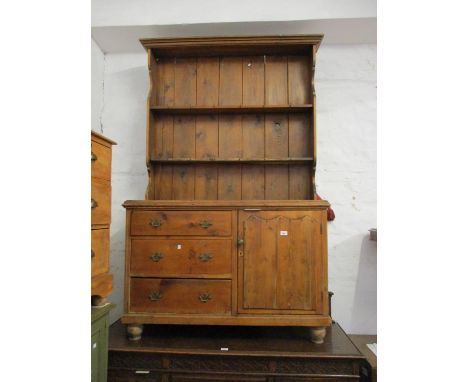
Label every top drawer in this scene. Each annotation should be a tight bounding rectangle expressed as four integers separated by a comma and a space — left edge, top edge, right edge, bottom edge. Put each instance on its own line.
91, 140, 112, 181
130, 210, 232, 236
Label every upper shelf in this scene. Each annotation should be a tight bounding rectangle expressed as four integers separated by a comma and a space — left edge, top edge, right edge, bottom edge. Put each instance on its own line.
151, 105, 313, 115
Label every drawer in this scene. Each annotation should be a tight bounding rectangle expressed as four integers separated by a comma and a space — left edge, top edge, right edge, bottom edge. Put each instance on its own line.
91, 139, 112, 181
130, 211, 232, 236
130, 239, 231, 277
92, 228, 109, 277
171, 375, 267, 382
92, 178, 111, 226
92, 272, 113, 297
130, 278, 231, 314
108, 369, 159, 382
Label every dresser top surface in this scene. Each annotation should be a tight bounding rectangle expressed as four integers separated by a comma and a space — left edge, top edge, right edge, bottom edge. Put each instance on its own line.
109, 321, 362, 359
91, 130, 117, 145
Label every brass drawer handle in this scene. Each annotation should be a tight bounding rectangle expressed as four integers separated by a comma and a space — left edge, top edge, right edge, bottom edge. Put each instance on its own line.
91, 249, 95, 258
149, 291, 162, 301
199, 292, 212, 303
198, 253, 213, 262
198, 220, 213, 229
149, 219, 163, 228
150, 252, 164, 262
91, 198, 98, 209
91, 152, 97, 161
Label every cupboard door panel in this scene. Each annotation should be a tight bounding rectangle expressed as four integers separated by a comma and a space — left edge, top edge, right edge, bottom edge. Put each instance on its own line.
239, 210, 322, 312
242, 213, 277, 309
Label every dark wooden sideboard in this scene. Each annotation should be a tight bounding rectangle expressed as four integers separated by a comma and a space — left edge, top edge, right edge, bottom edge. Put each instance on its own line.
108, 320, 368, 381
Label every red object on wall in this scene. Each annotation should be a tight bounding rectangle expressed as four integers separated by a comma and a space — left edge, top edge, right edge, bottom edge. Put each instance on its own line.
315, 193, 336, 221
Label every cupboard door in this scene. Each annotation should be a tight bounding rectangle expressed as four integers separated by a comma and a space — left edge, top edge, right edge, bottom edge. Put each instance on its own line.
238, 210, 324, 314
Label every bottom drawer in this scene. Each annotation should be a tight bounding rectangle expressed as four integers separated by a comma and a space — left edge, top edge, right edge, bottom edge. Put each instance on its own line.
130, 278, 231, 315
92, 228, 109, 277
171, 375, 267, 382
108, 369, 160, 382
92, 273, 113, 298
275, 378, 357, 382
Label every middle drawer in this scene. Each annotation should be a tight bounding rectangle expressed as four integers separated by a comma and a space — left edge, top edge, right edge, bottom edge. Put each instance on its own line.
130, 239, 231, 277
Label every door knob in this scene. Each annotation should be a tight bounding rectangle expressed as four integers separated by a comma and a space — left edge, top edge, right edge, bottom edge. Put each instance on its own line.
237, 239, 244, 246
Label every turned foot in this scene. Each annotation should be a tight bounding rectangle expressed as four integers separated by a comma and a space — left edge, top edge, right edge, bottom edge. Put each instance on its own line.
308, 327, 327, 344
91, 295, 107, 306
127, 324, 144, 341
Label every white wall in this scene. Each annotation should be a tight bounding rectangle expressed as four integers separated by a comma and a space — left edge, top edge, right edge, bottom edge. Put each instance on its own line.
92, 0, 376, 27
316, 45, 377, 334
95, 44, 377, 334
91, 38, 105, 133
100, 52, 148, 324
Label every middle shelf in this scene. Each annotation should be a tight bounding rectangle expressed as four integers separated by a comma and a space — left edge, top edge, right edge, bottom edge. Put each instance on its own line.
151, 105, 313, 114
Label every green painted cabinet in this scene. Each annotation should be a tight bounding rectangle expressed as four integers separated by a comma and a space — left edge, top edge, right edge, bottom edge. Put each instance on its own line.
92, 304, 114, 382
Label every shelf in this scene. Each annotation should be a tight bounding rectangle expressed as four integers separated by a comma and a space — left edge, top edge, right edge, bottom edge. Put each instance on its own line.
151, 158, 314, 165
151, 105, 313, 114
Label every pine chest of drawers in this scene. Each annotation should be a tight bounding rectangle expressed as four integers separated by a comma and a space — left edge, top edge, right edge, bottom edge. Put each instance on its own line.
91, 130, 116, 303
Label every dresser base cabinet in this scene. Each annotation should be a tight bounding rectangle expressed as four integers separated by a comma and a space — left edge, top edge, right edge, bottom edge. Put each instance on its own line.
122, 200, 331, 342
108, 321, 364, 381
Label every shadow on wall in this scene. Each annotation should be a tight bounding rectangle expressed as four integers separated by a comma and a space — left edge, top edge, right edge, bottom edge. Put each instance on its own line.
350, 235, 377, 334
101, 60, 150, 324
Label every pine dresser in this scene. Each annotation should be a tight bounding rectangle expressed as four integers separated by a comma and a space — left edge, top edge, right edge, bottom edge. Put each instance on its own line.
122, 35, 331, 343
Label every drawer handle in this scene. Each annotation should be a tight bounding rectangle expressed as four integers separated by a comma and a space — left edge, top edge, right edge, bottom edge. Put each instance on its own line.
149, 252, 164, 262
149, 291, 163, 301
198, 292, 212, 303
198, 253, 213, 262
149, 219, 163, 228
198, 220, 213, 229
91, 249, 95, 258
91, 198, 98, 209
91, 151, 97, 161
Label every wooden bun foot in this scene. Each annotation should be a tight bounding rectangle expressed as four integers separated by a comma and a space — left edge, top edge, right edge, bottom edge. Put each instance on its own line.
91, 295, 107, 306
127, 324, 144, 341
309, 327, 327, 344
